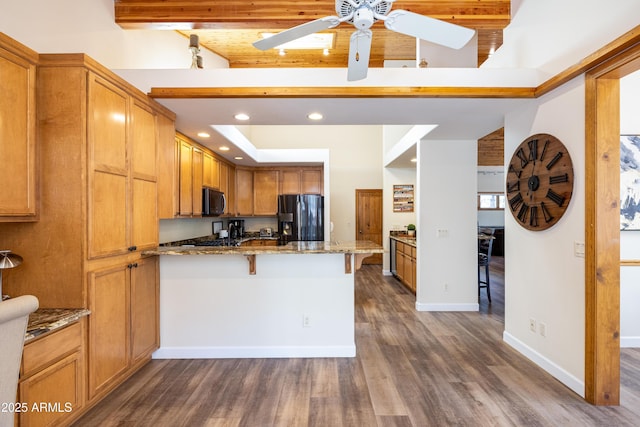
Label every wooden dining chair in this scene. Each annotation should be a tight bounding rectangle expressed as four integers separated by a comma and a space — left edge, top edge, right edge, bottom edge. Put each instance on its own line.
478, 228, 495, 303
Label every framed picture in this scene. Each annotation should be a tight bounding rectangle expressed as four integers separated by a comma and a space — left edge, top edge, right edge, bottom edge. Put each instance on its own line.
621, 135, 640, 230
393, 185, 414, 212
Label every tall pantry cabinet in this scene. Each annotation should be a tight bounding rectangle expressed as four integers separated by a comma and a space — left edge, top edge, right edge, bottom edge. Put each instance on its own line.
0, 54, 175, 405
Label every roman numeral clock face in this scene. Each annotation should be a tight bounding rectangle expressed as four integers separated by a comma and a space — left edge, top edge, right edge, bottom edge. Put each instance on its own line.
506, 133, 574, 231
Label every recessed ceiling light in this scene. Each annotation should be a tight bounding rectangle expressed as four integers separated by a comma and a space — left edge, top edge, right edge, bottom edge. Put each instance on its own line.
307, 112, 323, 120
234, 156, 244, 160
219, 146, 230, 151
234, 113, 250, 121
197, 132, 210, 138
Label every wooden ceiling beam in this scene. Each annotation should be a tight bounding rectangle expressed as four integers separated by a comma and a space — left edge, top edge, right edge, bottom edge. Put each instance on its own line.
114, 0, 511, 30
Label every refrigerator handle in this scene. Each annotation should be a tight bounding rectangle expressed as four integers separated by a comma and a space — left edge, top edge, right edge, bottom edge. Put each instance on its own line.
296, 199, 302, 238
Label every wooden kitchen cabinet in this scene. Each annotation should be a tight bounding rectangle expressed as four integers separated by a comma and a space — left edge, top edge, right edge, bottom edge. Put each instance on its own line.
254, 169, 279, 215
19, 320, 86, 427
0, 33, 38, 222
219, 161, 235, 215
241, 239, 278, 247
156, 113, 178, 219
279, 167, 323, 195
203, 152, 220, 189
235, 168, 254, 215
301, 168, 323, 194
130, 256, 159, 364
0, 50, 169, 422
175, 133, 235, 217
394, 240, 416, 293
178, 137, 194, 216
88, 73, 160, 258
131, 101, 159, 250
87, 263, 130, 399
192, 147, 203, 216
88, 256, 158, 399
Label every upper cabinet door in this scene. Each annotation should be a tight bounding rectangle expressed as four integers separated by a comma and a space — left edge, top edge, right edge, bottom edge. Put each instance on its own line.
0, 38, 37, 220
88, 74, 129, 258
89, 75, 128, 174
131, 102, 157, 180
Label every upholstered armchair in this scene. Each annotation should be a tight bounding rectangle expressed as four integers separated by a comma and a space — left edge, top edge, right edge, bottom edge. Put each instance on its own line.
0, 295, 38, 427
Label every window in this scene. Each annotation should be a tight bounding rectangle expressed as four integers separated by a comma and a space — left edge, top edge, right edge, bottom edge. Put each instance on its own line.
478, 192, 505, 210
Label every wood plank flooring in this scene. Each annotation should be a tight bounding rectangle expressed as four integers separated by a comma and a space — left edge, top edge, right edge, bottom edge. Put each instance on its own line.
73, 258, 640, 426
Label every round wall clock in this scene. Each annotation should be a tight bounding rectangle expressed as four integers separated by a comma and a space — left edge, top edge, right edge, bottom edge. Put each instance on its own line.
506, 133, 574, 231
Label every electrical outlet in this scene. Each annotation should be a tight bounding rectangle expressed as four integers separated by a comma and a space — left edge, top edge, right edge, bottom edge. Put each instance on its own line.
303, 314, 311, 328
529, 318, 537, 333
539, 322, 547, 337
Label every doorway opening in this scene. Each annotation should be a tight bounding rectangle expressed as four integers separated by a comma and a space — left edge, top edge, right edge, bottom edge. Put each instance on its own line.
585, 38, 640, 405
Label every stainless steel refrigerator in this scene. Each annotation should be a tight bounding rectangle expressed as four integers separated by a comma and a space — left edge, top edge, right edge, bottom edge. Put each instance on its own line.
278, 194, 324, 243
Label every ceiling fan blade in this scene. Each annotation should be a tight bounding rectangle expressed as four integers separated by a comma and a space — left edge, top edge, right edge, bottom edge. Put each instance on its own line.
347, 29, 372, 82
253, 16, 341, 50
383, 10, 475, 49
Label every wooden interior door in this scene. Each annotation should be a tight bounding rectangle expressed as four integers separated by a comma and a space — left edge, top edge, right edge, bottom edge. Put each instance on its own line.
356, 189, 383, 265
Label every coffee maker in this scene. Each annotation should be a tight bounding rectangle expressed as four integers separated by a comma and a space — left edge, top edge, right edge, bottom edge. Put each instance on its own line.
227, 219, 244, 239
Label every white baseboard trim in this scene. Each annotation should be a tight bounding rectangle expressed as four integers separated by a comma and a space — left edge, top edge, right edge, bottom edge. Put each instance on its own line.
415, 302, 479, 312
382, 269, 392, 276
152, 345, 356, 359
503, 331, 584, 398
621, 336, 640, 348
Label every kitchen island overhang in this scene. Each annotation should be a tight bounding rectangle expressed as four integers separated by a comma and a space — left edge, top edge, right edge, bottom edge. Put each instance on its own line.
144, 241, 383, 359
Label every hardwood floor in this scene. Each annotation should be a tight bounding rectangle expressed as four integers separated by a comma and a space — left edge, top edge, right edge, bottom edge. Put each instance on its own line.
74, 259, 640, 426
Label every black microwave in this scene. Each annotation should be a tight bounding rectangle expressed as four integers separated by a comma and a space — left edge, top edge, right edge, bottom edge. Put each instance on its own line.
202, 188, 226, 216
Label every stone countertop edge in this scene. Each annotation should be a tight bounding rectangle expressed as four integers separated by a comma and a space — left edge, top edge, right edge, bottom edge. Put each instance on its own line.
25, 308, 91, 342
389, 235, 417, 247
143, 240, 385, 256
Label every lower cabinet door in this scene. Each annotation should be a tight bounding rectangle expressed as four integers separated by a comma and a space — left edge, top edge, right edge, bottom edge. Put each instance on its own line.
88, 264, 130, 399
130, 256, 159, 363
19, 353, 83, 427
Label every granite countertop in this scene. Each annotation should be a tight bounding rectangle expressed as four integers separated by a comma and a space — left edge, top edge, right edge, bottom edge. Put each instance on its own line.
25, 308, 91, 342
390, 235, 417, 247
144, 240, 384, 256
159, 233, 279, 248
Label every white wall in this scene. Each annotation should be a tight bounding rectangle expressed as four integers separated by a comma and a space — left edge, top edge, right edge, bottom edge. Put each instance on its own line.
248, 126, 383, 242
620, 71, 640, 347
0, 0, 227, 70
416, 139, 478, 311
503, 76, 586, 396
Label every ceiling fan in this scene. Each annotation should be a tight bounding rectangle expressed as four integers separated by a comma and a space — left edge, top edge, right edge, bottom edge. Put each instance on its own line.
252, 0, 475, 81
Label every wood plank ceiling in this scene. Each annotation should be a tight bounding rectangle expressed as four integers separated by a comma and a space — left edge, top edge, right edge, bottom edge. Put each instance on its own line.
114, 0, 510, 68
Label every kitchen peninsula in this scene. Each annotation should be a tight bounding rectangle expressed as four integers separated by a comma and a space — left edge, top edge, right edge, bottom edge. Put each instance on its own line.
143, 240, 383, 358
